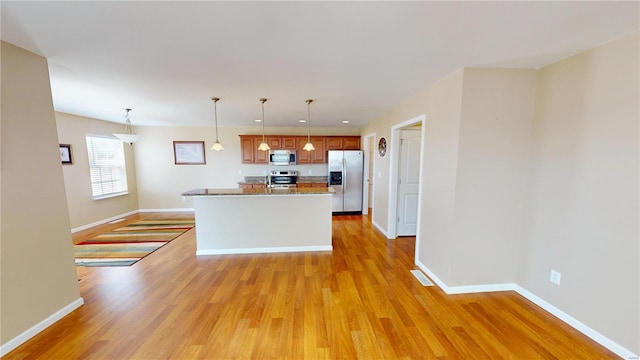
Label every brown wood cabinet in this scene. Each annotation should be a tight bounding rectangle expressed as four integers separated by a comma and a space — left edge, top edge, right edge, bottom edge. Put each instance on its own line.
295, 137, 326, 164
266, 136, 296, 150
240, 136, 269, 164
282, 137, 296, 149
240, 135, 360, 164
310, 137, 326, 163
325, 136, 361, 150
240, 136, 255, 163
267, 137, 282, 149
295, 137, 311, 163
326, 137, 343, 150
239, 183, 267, 189
342, 136, 360, 149
297, 182, 328, 188
255, 136, 268, 163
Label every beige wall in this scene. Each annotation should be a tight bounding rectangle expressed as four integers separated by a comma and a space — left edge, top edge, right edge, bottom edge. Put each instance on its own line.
1, 42, 81, 345
417, 69, 464, 283
360, 70, 459, 236
134, 125, 359, 210
362, 32, 639, 355
450, 68, 537, 285
517, 32, 639, 354
363, 68, 536, 286
56, 112, 139, 229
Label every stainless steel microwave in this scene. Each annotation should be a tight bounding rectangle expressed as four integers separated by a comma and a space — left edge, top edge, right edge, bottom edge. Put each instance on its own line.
269, 150, 296, 165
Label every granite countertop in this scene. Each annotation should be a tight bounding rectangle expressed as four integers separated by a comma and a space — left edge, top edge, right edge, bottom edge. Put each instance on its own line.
182, 187, 335, 196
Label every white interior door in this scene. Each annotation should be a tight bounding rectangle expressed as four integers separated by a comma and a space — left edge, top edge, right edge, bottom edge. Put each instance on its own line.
397, 129, 421, 236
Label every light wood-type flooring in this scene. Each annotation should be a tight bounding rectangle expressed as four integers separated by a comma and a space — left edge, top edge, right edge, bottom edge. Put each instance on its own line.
5, 212, 617, 359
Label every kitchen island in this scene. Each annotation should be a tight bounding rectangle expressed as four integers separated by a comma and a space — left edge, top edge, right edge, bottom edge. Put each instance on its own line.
182, 187, 335, 255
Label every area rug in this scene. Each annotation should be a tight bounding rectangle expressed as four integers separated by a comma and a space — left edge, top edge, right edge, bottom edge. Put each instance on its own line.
74, 219, 195, 267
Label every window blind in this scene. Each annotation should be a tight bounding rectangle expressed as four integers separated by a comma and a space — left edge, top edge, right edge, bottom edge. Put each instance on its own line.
86, 135, 128, 199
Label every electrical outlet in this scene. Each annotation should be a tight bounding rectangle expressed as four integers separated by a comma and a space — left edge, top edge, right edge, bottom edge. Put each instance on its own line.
238, 169, 242, 175
262, 170, 267, 175
550, 270, 561, 285
308, 170, 313, 175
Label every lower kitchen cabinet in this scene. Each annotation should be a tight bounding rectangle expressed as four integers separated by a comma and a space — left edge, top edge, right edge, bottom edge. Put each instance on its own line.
239, 183, 267, 189
297, 183, 328, 188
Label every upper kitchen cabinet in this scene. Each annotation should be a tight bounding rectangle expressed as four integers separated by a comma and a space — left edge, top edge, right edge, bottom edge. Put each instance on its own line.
295, 137, 311, 163
240, 135, 268, 163
240, 136, 255, 163
255, 136, 268, 163
342, 136, 360, 149
310, 137, 326, 163
326, 136, 361, 150
267, 136, 296, 150
295, 137, 325, 163
240, 135, 360, 164
282, 137, 296, 149
267, 136, 282, 149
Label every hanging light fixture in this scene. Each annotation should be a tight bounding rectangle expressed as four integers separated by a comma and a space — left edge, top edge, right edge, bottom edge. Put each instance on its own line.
114, 108, 141, 145
210, 97, 224, 151
257, 98, 270, 151
303, 99, 315, 151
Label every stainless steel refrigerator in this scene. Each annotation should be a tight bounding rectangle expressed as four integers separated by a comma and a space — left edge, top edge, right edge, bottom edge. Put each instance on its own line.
328, 150, 363, 214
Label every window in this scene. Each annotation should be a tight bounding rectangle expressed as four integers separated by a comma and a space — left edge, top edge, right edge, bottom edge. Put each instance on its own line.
86, 135, 128, 199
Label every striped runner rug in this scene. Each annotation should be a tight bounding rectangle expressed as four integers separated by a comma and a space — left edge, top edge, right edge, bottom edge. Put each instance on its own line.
74, 219, 195, 267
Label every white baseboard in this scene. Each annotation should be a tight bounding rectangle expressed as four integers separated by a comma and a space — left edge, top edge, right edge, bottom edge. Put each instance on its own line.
71, 210, 139, 233
512, 285, 638, 360
415, 260, 638, 359
196, 245, 333, 256
138, 208, 195, 213
372, 219, 392, 239
0, 297, 84, 357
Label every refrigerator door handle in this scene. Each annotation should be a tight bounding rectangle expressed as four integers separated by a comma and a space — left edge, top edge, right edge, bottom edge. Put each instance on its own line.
343, 158, 346, 190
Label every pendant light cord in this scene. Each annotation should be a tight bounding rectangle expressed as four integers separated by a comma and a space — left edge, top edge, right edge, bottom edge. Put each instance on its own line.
124, 108, 134, 134
306, 99, 312, 142
213, 98, 220, 142
261, 98, 267, 142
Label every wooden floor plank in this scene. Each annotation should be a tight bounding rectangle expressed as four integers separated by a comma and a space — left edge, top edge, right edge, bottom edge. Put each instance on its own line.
4, 212, 618, 359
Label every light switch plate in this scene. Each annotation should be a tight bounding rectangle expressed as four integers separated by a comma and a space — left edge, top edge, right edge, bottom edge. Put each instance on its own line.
550, 270, 561, 285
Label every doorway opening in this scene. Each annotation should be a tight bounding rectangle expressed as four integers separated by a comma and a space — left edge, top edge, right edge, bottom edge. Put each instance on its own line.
362, 133, 375, 216
387, 115, 425, 239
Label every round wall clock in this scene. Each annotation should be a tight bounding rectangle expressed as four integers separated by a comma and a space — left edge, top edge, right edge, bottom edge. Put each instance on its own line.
378, 137, 387, 157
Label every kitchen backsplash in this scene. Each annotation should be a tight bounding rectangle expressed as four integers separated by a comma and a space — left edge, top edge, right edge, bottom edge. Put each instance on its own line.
242, 175, 328, 184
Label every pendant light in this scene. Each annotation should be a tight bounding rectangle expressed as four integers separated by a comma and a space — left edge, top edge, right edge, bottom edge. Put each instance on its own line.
257, 98, 270, 151
302, 99, 315, 151
114, 108, 141, 145
210, 97, 224, 151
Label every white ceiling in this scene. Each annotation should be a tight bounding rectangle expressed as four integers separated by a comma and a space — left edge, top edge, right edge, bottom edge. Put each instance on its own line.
2, 1, 638, 128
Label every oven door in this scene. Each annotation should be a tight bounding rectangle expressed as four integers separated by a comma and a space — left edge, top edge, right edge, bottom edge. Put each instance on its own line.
270, 175, 297, 186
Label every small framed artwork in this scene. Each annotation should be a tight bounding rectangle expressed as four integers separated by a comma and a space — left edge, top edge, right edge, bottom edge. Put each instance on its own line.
60, 144, 73, 164
173, 141, 206, 165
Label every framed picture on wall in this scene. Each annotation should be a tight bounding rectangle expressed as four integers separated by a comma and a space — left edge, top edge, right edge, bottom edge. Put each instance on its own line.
173, 141, 206, 165
60, 144, 73, 164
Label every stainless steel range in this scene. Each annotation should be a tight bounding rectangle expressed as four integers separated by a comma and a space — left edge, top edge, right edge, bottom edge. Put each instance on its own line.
268, 170, 298, 188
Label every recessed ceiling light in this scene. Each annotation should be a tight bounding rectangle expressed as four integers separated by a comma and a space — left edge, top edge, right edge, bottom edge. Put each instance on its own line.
254, 119, 262, 123
299, 119, 306, 123
342, 120, 350, 124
